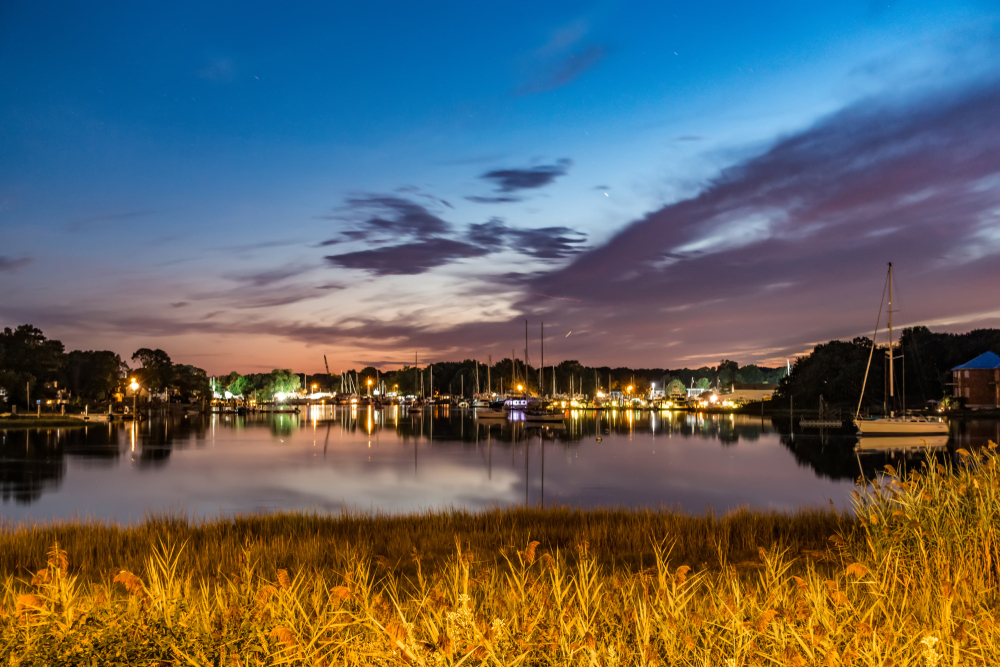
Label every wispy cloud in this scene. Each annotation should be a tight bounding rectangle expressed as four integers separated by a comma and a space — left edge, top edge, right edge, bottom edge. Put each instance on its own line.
473, 159, 572, 198
517, 45, 607, 95
321, 193, 587, 275
67, 210, 153, 232
0, 256, 31, 273
326, 238, 490, 276
517, 19, 608, 95
224, 265, 314, 287
317, 195, 451, 245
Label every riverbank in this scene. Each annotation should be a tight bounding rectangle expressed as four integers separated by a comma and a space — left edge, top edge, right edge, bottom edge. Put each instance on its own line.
1, 505, 852, 582
0, 415, 88, 429
3, 443, 1000, 664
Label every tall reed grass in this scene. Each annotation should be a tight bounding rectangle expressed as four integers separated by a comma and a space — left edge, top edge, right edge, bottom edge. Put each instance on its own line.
0, 505, 851, 583
2, 444, 997, 665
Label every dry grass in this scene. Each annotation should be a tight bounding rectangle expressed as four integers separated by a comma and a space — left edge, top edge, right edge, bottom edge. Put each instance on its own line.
2, 444, 999, 665
0, 505, 851, 584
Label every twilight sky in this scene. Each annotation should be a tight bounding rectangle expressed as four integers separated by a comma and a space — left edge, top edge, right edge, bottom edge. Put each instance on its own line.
2, 1, 1000, 374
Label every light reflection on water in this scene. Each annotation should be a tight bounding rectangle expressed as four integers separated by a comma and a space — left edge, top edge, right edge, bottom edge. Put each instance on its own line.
1, 406, 997, 522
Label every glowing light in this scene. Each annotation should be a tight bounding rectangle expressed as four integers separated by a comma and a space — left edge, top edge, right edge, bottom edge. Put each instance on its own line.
517, 384, 523, 391
129, 379, 139, 392
709, 394, 718, 404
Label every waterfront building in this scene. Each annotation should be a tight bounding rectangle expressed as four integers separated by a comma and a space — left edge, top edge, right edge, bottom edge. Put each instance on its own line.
725, 382, 779, 402
952, 352, 1000, 408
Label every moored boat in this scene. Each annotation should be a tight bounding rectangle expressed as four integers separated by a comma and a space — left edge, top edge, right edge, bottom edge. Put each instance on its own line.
853, 263, 949, 437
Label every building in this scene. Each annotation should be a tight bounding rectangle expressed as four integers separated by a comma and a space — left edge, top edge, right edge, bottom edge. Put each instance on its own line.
725, 383, 779, 402
952, 351, 1000, 409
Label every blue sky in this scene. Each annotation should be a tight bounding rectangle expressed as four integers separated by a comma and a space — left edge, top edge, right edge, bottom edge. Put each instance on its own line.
2, 1, 1000, 373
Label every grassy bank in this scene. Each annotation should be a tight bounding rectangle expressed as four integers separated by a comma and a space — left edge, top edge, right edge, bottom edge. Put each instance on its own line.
2, 445, 999, 665
0, 415, 87, 429
0, 506, 852, 584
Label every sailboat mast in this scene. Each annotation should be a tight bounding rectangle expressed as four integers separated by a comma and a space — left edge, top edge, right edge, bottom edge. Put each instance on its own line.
888, 262, 894, 410
524, 319, 529, 392
540, 322, 544, 397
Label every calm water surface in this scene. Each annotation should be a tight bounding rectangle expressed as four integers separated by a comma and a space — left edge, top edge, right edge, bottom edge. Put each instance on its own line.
2, 407, 997, 522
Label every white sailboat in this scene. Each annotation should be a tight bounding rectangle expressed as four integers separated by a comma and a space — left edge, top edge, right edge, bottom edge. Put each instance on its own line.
854, 263, 948, 436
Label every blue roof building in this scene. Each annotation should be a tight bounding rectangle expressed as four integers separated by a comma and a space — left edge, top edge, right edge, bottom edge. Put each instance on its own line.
953, 351, 1000, 370
953, 352, 1000, 408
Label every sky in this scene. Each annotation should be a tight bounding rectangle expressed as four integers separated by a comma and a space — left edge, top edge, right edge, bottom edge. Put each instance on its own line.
2, 1, 1000, 375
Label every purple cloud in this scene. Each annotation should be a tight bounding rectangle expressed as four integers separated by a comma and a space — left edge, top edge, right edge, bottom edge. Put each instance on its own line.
0, 256, 31, 273
466, 219, 586, 259
325, 238, 490, 275
479, 159, 572, 193
518, 80, 1000, 365
317, 195, 451, 245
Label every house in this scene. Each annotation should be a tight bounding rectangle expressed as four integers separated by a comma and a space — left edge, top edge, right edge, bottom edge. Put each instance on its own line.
952, 352, 1000, 409
725, 382, 779, 402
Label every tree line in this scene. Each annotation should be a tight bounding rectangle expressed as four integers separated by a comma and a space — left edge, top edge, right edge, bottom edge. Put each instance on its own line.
18, 320, 990, 410
217, 358, 786, 399
0, 324, 212, 408
776, 326, 1000, 411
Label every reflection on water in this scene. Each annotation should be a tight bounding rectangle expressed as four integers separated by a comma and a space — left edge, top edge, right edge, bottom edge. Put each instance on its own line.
1, 407, 997, 521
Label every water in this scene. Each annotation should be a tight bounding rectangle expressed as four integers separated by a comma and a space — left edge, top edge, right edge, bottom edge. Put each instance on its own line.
2, 407, 997, 522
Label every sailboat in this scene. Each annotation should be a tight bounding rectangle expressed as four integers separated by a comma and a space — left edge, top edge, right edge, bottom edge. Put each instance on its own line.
854, 263, 948, 436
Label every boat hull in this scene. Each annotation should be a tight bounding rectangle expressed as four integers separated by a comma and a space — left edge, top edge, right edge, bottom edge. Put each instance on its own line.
857, 435, 948, 451
524, 413, 565, 422
854, 418, 948, 435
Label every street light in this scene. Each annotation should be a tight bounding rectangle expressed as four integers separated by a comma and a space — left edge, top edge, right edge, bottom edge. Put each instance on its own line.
367, 379, 372, 397
129, 378, 139, 418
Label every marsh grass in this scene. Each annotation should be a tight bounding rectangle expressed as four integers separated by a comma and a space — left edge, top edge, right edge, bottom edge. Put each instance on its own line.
0, 505, 851, 584
2, 444, 999, 665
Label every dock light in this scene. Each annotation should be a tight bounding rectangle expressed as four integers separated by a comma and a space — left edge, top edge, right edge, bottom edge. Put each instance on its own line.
517, 384, 523, 392
627, 385, 633, 393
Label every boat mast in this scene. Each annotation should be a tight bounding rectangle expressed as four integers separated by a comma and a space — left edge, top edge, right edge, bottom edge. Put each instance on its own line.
540, 322, 544, 398
888, 262, 894, 416
524, 319, 529, 393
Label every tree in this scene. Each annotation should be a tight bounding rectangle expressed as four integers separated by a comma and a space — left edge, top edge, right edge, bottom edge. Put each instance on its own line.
776, 337, 882, 409
0, 324, 65, 406
226, 374, 250, 397
695, 378, 711, 390
62, 350, 128, 400
666, 378, 686, 396
130, 348, 173, 393
171, 364, 211, 402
